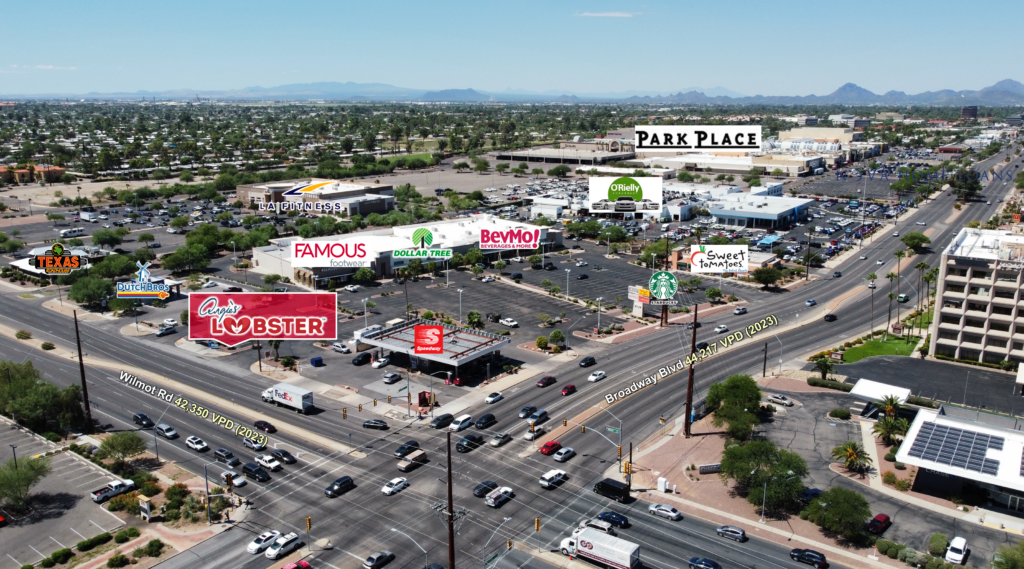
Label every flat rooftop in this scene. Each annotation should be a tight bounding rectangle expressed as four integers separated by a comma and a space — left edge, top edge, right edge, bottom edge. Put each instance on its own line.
359, 319, 511, 366
944, 228, 1024, 263
707, 194, 814, 217
495, 148, 635, 164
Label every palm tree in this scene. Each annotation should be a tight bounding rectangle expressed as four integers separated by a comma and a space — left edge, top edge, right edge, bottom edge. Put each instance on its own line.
873, 416, 910, 445
885, 272, 898, 338
881, 395, 901, 418
813, 356, 835, 381
893, 249, 907, 322
867, 272, 878, 335
832, 441, 873, 472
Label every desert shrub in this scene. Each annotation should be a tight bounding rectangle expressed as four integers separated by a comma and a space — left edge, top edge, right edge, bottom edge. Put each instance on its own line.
76, 533, 112, 552
884, 451, 896, 462
919, 556, 935, 569
108, 491, 141, 514
51, 548, 74, 563
928, 533, 948, 556
422, 310, 433, 320
899, 549, 918, 564
115, 530, 131, 543
125, 527, 140, 538
163, 508, 181, 522
142, 539, 164, 557
40, 558, 56, 568
22, 565, 35, 569
894, 462, 906, 470
894, 479, 911, 491
888, 546, 901, 559
43, 432, 60, 442
107, 553, 130, 568
829, 409, 851, 420
882, 472, 897, 485
807, 377, 854, 391
799, 509, 810, 520
15, 329, 31, 339
140, 480, 161, 497
164, 483, 190, 502
876, 540, 893, 555
41, 342, 55, 350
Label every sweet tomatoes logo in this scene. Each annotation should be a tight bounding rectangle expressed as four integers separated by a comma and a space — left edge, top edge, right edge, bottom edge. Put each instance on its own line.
414, 325, 444, 354
479, 228, 540, 250
291, 240, 371, 268
689, 245, 748, 274
188, 292, 337, 347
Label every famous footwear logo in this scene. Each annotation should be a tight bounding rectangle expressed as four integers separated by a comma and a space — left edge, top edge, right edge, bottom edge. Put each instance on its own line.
690, 245, 748, 274
634, 125, 761, 151
588, 177, 662, 213
116, 261, 171, 300
188, 292, 337, 347
480, 228, 540, 250
414, 324, 443, 354
32, 243, 83, 275
393, 228, 453, 259
291, 240, 371, 267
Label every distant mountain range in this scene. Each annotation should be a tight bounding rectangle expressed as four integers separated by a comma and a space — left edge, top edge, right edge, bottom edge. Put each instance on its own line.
5, 80, 1024, 106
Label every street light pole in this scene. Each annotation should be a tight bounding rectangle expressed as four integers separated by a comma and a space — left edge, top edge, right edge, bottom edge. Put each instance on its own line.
9, 444, 17, 469
565, 268, 570, 300
482, 517, 513, 569
362, 298, 369, 329
596, 297, 602, 331
457, 289, 464, 324
390, 528, 428, 569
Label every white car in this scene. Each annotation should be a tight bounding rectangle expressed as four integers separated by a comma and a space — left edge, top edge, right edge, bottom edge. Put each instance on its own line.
499, 318, 518, 327
332, 342, 351, 353
98, 214, 109, 220
265, 533, 300, 559
202, 281, 219, 288
523, 426, 546, 441
768, 394, 794, 407
481, 276, 495, 283
859, 255, 867, 260
510, 256, 523, 263
945, 537, 967, 564
877, 259, 885, 265
575, 261, 588, 267
588, 371, 607, 382
255, 454, 282, 471
649, 504, 683, 520
986, 201, 992, 205
371, 358, 390, 368
733, 307, 747, 315
344, 285, 359, 292
246, 530, 281, 554
162, 318, 179, 327
221, 470, 247, 487
714, 325, 729, 334
867, 281, 876, 289
916, 221, 926, 226
185, 436, 208, 451
892, 231, 899, 237
485, 392, 503, 404
553, 447, 576, 462
382, 477, 408, 496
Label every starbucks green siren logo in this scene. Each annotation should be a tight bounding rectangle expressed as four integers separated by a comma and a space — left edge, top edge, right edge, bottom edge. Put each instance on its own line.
649, 271, 677, 300
412, 228, 434, 248
608, 177, 643, 201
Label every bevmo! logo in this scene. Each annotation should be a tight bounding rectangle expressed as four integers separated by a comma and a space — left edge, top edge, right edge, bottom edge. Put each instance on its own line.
479, 228, 540, 250
188, 292, 338, 347
32, 243, 82, 274
414, 325, 443, 354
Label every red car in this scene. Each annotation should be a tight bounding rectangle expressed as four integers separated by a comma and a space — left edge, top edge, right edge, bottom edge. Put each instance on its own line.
540, 441, 562, 455
282, 561, 311, 569
536, 376, 556, 388
866, 513, 891, 534
561, 384, 577, 396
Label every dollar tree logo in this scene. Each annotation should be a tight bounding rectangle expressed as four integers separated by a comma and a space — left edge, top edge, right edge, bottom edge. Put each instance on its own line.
412, 228, 434, 248
648, 271, 677, 300
608, 177, 643, 201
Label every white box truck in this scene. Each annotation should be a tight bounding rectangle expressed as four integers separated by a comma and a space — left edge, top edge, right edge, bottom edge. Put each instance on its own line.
261, 383, 313, 414
559, 528, 640, 569
81, 212, 99, 223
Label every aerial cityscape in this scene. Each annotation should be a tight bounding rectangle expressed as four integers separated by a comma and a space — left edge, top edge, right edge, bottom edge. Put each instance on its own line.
2, 2, 1024, 569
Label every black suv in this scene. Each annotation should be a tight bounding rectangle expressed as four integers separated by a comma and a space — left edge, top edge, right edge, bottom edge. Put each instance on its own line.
456, 434, 484, 453
473, 480, 498, 497
790, 549, 827, 568
430, 413, 455, 429
485, 313, 501, 323
394, 440, 419, 459
352, 353, 371, 365
579, 356, 596, 367
133, 413, 155, 428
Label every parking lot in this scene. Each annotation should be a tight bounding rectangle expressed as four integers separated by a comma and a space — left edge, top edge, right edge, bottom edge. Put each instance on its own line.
0, 424, 124, 568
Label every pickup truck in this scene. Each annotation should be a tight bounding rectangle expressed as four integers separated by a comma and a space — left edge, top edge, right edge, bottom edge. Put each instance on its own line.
91, 479, 135, 503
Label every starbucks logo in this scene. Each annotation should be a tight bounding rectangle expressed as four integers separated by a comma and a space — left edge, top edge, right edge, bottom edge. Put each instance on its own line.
412, 228, 434, 248
648, 271, 678, 300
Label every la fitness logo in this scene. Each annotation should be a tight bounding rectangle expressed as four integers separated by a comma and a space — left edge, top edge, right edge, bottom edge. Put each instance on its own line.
188, 292, 337, 347
291, 240, 371, 267
690, 245, 748, 274
414, 325, 443, 354
32, 243, 82, 274
480, 228, 540, 250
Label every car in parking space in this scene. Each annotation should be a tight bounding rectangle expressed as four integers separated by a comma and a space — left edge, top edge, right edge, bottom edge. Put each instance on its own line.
768, 394, 794, 407
363, 550, 395, 569
332, 341, 351, 353
359, 416, 390, 430
271, 449, 296, 464
597, 511, 630, 528
254, 420, 276, 433
490, 433, 512, 447
352, 353, 372, 365
371, 357, 390, 368
588, 371, 607, 382
716, 525, 747, 541
561, 384, 577, 396
256, 454, 282, 471
155, 424, 178, 439
202, 281, 219, 288
798, 488, 823, 502
457, 434, 485, 452
689, 557, 723, 569
805, 299, 817, 307
430, 413, 455, 429
155, 326, 176, 337
945, 536, 967, 564
553, 447, 576, 462
575, 273, 589, 280
382, 372, 402, 384
344, 285, 359, 292
824, 313, 837, 322
485, 392, 503, 404
474, 480, 499, 497
265, 533, 301, 560
579, 356, 596, 367
481, 276, 495, 283
714, 324, 728, 334
790, 549, 827, 568
475, 413, 497, 429
162, 318, 179, 327
575, 261, 588, 267
509, 272, 523, 279
537, 440, 561, 455
649, 503, 683, 520
499, 318, 518, 327
536, 375, 557, 388
866, 513, 892, 534
733, 306, 747, 315
185, 436, 208, 451
247, 530, 282, 554
382, 477, 408, 496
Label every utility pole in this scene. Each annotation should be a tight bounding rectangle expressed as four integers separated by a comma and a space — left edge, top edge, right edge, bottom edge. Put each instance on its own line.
447, 431, 456, 569
73, 311, 94, 434
762, 342, 768, 377
204, 465, 211, 525
627, 442, 633, 492
684, 305, 697, 438
661, 237, 670, 327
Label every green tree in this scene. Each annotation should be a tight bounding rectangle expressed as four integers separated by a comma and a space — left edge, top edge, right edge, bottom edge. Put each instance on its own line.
548, 329, 565, 346
535, 336, 548, 350
751, 266, 782, 289
178, 171, 194, 183
91, 255, 137, 279
708, 235, 731, 245
495, 163, 509, 175
900, 231, 931, 252
527, 254, 542, 267
992, 541, 1024, 569
812, 356, 835, 381
470, 266, 483, 278
706, 374, 762, 439
137, 233, 155, 246
68, 277, 114, 307
263, 274, 282, 286
948, 167, 983, 200
494, 260, 507, 273
720, 439, 808, 513
600, 226, 628, 243
352, 268, 376, 283
880, 395, 901, 418
91, 229, 123, 249
831, 441, 873, 472
466, 311, 484, 329
547, 165, 571, 178
99, 431, 148, 471
704, 287, 723, 303
170, 216, 189, 230
872, 416, 910, 445
213, 173, 236, 192
804, 486, 872, 541
0, 456, 51, 510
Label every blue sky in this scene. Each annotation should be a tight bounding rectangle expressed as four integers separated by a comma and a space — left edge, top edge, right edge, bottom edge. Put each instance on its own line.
4, 0, 1022, 96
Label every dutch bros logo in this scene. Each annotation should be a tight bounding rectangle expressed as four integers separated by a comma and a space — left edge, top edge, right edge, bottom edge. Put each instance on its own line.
414, 325, 443, 354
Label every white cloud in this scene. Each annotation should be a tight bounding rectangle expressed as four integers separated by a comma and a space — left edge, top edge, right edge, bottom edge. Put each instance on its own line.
8, 64, 77, 71
578, 11, 635, 17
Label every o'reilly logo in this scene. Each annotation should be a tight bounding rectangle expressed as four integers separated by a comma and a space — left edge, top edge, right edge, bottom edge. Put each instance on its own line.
608, 177, 642, 201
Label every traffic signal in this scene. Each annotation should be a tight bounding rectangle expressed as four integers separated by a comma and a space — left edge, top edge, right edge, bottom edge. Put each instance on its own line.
358, 404, 363, 411
659, 415, 666, 424
624, 462, 632, 475
373, 398, 377, 406
306, 516, 312, 531
225, 474, 232, 489
535, 517, 540, 532
530, 421, 535, 432
343, 408, 347, 419
581, 425, 586, 433
562, 418, 567, 427
507, 540, 512, 550
618, 445, 622, 459
388, 395, 392, 403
